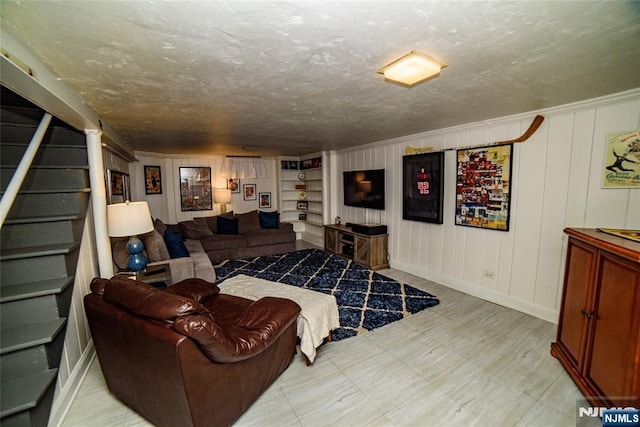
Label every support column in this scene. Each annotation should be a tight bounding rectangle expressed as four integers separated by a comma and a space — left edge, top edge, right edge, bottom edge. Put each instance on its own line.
85, 129, 113, 278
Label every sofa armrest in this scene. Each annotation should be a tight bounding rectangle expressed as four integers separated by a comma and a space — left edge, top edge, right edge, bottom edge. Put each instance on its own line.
191, 252, 216, 283
166, 257, 195, 284
173, 297, 300, 363
278, 222, 294, 232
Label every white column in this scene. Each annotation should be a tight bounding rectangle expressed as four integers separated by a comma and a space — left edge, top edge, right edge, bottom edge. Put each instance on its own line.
85, 129, 113, 278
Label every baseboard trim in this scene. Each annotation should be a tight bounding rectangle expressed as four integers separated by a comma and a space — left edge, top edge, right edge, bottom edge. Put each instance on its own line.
49, 341, 96, 427
391, 260, 559, 324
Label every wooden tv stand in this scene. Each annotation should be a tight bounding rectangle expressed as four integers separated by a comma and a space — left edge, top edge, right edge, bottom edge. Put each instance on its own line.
324, 224, 388, 270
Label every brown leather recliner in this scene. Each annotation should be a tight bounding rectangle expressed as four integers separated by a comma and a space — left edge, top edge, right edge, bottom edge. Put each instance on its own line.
84, 277, 301, 427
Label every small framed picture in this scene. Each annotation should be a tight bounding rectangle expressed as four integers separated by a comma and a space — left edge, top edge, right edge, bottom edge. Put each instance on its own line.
259, 192, 271, 208
297, 200, 308, 210
243, 184, 257, 201
144, 166, 162, 194
227, 178, 240, 193
299, 213, 307, 220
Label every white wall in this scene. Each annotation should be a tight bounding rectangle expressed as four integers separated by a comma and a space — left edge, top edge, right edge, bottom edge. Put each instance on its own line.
50, 203, 100, 426
335, 89, 640, 323
130, 153, 279, 223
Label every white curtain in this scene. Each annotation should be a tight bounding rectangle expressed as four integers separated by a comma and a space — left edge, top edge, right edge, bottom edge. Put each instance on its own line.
220, 157, 268, 179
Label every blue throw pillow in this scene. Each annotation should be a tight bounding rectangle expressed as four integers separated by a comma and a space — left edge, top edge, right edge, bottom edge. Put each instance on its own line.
259, 211, 280, 229
217, 216, 239, 235
163, 229, 189, 259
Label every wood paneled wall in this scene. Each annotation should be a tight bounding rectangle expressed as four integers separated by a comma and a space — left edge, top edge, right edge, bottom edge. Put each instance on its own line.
335, 90, 640, 322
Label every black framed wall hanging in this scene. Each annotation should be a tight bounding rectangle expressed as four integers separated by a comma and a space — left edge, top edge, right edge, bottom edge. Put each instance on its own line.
402, 151, 444, 224
455, 144, 513, 231
179, 167, 212, 211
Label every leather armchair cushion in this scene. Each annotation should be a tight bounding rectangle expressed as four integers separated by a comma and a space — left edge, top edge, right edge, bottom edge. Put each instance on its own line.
165, 278, 220, 302
173, 297, 300, 363
101, 278, 209, 321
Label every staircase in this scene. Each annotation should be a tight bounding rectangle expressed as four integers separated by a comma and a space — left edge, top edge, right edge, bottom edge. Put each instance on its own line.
0, 86, 90, 426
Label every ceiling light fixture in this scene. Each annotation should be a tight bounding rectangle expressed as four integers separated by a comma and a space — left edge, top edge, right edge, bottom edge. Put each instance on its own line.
377, 51, 447, 87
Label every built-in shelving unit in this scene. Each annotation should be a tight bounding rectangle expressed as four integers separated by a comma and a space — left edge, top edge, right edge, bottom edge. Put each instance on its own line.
277, 154, 326, 246
277, 158, 305, 239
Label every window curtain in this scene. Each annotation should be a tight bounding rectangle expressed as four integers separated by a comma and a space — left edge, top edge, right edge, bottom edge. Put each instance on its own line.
220, 157, 268, 179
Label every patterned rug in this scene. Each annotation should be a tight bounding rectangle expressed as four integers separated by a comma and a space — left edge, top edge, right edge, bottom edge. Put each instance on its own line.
214, 249, 439, 341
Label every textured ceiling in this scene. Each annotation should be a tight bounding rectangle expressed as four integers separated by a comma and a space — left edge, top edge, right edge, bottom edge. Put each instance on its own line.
2, 1, 640, 156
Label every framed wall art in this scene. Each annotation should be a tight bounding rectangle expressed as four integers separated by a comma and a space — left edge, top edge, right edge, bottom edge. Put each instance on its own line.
455, 144, 513, 231
259, 192, 271, 208
227, 178, 240, 193
402, 152, 444, 224
106, 169, 131, 204
144, 165, 162, 194
243, 184, 256, 201
179, 167, 212, 211
602, 130, 640, 188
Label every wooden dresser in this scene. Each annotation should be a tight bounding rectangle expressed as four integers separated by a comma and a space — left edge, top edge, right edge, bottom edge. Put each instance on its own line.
551, 228, 640, 407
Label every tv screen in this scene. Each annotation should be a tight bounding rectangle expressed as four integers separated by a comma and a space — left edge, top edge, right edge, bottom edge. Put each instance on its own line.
343, 169, 385, 210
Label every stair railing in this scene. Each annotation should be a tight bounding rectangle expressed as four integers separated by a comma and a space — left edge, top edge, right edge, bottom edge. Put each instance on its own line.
0, 112, 52, 228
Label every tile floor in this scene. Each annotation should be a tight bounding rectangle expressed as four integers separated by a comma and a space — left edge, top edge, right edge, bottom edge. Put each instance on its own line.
60, 268, 583, 426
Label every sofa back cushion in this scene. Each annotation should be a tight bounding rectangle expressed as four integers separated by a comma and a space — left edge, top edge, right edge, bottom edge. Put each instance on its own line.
141, 229, 170, 262
179, 219, 214, 240
100, 278, 209, 321
259, 211, 280, 229
237, 210, 261, 234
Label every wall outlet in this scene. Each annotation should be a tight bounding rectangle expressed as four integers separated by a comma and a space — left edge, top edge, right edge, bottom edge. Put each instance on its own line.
483, 270, 495, 279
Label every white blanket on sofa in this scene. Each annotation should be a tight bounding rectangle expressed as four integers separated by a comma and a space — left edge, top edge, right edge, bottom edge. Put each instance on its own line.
218, 274, 340, 363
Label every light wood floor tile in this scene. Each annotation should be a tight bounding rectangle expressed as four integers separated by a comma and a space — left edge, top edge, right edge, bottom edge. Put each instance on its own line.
60, 265, 580, 427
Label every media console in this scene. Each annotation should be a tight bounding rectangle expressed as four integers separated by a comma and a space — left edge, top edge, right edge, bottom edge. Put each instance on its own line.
324, 224, 389, 270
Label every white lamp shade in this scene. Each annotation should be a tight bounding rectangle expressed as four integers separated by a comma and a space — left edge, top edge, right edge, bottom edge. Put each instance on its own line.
214, 188, 232, 204
107, 201, 154, 237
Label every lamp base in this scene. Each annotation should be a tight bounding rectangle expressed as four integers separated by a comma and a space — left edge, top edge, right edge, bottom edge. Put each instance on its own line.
126, 236, 148, 273
220, 203, 227, 214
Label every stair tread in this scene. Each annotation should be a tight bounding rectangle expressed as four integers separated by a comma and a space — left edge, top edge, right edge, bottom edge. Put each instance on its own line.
0, 165, 89, 169
0, 242, 81, 260
0, 187, 90, 195
2, 214, 82, 224
0, 277, 74, 302
0, 141, 86, 148
0, 369, 58, 418
0, 318, 67, 354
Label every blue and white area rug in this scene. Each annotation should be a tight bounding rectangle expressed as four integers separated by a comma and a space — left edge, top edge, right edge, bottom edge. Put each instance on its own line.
214, 249, 439, 341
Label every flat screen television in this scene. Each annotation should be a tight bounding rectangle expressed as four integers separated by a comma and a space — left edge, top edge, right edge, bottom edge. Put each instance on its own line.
343, 169, 385, 210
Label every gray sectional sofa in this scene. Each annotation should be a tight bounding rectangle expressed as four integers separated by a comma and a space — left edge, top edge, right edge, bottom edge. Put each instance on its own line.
175, 210, 296, 263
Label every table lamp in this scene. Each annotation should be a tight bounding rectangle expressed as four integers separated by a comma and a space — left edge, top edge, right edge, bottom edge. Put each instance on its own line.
107, 201, 154, 273
214, 188, 232, 214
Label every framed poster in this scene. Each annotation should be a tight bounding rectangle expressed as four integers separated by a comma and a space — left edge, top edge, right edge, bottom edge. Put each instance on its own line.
144, 166, 162, 194
602, 130, 640, 188
179, 167, 212, 211
455, 144, 513, 231
402, 152, 444, 224
259, 192, 271, 208
106, 169, 130, 204
243, 184, 256, 201
227, 178, 240, 193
